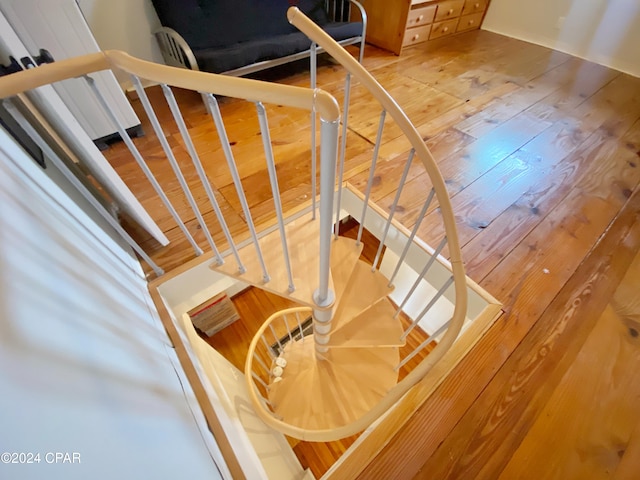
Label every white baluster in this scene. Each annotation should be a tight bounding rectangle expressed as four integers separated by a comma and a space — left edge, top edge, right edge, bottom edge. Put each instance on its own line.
130, 76, 212, 256
4, 99, 164, 277
394, 236, 448, 317
372, 149, 415, 270
83, 75, 201, 257
204, 94, 269, 282
334, 73, 352, 238
256, 102, 295, 293
388, 188, 435, 286
401, 276, 454, 340
357, 109, 386, 244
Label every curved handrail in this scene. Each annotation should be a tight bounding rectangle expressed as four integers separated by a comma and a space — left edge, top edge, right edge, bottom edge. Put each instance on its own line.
287, 6, 467, 389
243, 8, 469, 441
0, 50, 340, 123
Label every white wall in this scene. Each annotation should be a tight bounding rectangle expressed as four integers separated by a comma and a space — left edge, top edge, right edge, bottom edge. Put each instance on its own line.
77, 0, 163, 64
483, 0, 640, 77
0, 127, 227, 480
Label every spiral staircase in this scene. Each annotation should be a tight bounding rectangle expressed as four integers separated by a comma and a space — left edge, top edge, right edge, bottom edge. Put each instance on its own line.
214, 214, 404, 430
224, 9, 468, 442
0, 7, 469, 448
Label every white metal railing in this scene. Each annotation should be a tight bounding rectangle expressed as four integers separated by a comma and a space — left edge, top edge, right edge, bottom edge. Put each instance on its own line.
356, 108, 386, 245
256, 102, 295, 292
246, 307, 313, 412
0, 49, 339, 289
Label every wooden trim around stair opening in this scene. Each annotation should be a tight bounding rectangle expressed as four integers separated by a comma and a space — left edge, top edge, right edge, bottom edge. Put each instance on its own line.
147, 182, 502, 478
148, 286, 247, 480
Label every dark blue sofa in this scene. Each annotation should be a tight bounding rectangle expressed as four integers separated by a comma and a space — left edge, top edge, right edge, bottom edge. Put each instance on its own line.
151, 0, 366, 76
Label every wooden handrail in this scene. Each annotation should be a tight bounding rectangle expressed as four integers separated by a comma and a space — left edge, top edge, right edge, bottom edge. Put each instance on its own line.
0, 50, 340, 122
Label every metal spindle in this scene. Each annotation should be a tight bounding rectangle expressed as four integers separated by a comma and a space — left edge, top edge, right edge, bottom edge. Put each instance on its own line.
394, 236, 448, 317
261, 335, 276, 359
310, 44, 318, 219
83, 75, 201, 256
253, 354, 271, 375
269, 324, 284, 353
256, 102, 295, 292
164, 88, 245, 271
395, 320, 451, 372
372, 149, 415, 269
334, 73, 352, 238
388, 188, 435, 286
261, 397, 274, 409
252, 372, 270, 392
160, 84, 233, 265
4, 99, 164, 276
295, 311, 305, 343
357, 109, 386, 244
130, 76, 213, 256
401, 276, 454, 340
315, 118, 340, 305
204, 94, 270, 282
282, 314, 294, 343
249, 381, 275, 410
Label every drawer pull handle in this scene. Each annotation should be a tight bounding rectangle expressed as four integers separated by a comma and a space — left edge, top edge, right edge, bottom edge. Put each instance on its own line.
418, 15, 424, 21
468, 20, 475, 25
443, 26, 449, 32
475, 2, 480, 7
413, 34, 420, 40
448, 8, 454, 15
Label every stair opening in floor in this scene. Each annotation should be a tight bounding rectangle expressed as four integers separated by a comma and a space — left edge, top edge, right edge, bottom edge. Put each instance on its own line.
197, 216, 436, 479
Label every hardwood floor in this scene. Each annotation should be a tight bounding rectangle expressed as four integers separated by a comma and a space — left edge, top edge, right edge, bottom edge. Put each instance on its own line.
104, 29, 640, 479
497, 249, 640, 480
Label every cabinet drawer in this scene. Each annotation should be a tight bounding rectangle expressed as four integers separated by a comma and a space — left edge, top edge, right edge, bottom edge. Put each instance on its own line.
403, 25, 432, 47
407, 5, 436, 28
457, 12, 484, 32
434, 0, 464, 22
462, 0, 488, 16
429, 18, 458, 39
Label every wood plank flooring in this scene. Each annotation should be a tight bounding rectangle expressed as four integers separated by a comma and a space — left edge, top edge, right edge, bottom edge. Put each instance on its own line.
498, 248, 640, 479
103, 29, 640, 479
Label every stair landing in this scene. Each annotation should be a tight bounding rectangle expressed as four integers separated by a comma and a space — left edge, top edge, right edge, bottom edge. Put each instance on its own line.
211, 212, 363, 308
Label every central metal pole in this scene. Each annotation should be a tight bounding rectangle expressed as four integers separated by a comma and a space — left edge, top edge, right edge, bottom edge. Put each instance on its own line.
312, 116, 339, 354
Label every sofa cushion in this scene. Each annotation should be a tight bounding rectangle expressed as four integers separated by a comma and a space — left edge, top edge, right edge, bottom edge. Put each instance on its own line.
193, 21, 362, 74
152, 0, 332, 50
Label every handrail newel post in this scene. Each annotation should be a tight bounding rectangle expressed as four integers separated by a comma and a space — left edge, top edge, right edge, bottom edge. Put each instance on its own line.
312, 115, 340, 354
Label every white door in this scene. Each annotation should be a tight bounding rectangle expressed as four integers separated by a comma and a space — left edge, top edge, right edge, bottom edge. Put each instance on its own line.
1, 0, 140, 141
0, 8, 168, 246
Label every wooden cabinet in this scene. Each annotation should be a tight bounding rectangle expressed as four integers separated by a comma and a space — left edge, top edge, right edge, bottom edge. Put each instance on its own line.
360, 0, 491, 54
433, 0, 464, 22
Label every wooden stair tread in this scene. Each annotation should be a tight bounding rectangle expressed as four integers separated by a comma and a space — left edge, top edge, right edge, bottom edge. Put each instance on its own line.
269, 339, 399, 430
211, 211, 333, 307
330, 260, 395, 333
330, 236, 364, 307
327, 297, 405, 348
